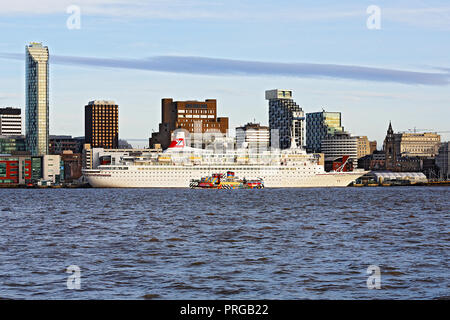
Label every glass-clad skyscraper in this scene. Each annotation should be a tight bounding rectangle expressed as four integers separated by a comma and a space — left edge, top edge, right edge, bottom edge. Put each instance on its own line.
26, 42, 49, 155
265, 89, 305, 149
306, 111, 344, 153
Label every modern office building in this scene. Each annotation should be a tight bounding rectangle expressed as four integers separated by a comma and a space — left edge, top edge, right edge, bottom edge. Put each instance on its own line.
265, 89, 305, 149
0, 107, 22, 136
0, 155, 32, 185
306, 111, 344, 153
25, 42, 49, 156
435, 142, 449, 179
42, 154, 62, 184
30, 156, 43, 183
85, 100, 119, 149
0, 135, 26, 154
0, 154, 56, 185
150, 98, 229, 150
321, 131, 358, 166
49, 135, 84, 155
235, 122, 270, 151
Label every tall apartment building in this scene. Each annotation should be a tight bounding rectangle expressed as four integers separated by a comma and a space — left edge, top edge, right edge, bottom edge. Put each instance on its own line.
85, 100, 119, 149
150, 98, 229, 150
306, 111, 344, 153
0, 107, 22, 136
265, 89, 305, 149
235, 123, 270, 151
25, 42, 49, 155
321, 131, 358, 165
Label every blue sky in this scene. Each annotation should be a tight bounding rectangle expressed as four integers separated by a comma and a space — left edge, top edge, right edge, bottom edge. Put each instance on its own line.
0, 0, 449, 147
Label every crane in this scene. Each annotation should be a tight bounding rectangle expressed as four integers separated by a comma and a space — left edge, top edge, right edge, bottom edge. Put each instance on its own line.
399, 127, 450, 134
408, 127, 432, 133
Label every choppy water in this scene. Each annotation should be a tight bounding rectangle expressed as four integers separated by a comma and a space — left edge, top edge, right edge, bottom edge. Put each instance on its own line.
0, 187, 448, 300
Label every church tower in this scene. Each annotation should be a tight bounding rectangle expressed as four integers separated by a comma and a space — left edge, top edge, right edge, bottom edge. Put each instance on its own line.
384, 121, 397, 170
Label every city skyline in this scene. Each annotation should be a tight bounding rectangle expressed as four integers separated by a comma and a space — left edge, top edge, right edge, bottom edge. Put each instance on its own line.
0, 1, 449, 304
0, 0, 449, 147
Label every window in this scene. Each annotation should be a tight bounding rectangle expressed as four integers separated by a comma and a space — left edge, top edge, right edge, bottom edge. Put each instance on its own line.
0, 163, 6, 177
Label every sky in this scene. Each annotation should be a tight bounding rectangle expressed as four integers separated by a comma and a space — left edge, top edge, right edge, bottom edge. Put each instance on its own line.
0, 0, 449, 147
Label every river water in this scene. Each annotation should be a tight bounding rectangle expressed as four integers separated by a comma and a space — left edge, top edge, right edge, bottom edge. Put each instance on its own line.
0, 187, 448, 299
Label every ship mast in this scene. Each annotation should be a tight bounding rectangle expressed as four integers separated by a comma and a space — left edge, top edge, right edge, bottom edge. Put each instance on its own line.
290, 125, 297, 149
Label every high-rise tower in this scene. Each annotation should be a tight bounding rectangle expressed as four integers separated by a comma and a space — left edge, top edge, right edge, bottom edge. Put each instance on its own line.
85, 100, 119, 149
265, 89, 305, 149
306, 111, 344, 153
25, 42, 49, 155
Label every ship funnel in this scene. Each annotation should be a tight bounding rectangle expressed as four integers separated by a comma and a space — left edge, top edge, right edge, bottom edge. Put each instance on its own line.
168, 131, 186, 149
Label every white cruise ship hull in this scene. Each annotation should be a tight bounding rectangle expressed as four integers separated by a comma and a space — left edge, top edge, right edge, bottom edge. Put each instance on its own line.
84, 165, 366, 188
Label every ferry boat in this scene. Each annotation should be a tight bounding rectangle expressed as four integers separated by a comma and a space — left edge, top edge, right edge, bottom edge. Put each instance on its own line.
83, 133, 367, 188
190, 171, 264, 189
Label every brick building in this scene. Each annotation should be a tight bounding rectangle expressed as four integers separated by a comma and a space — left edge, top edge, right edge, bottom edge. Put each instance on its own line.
150, 98, 228, 150
85, 100, 119, 149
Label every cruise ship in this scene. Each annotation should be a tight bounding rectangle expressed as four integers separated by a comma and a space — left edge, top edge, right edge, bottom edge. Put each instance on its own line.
83, 134, 367, 188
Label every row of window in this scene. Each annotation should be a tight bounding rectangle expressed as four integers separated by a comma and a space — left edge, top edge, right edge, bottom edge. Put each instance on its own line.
178, 109, 214, 114
133, 166, 315, 171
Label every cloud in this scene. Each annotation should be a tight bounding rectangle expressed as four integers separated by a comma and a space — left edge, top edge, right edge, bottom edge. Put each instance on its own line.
0, 0, 232, 20
0, 1, 360, 22
436, 67, 450, 73
1, 52, 449, 86
382, 6, 450, 29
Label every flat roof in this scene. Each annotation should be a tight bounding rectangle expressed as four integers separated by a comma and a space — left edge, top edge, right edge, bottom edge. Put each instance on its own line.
0, 107, 21, 115
88, 100, 117, 105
